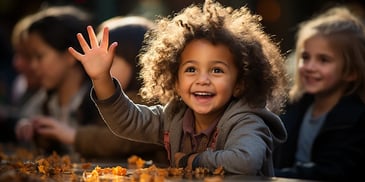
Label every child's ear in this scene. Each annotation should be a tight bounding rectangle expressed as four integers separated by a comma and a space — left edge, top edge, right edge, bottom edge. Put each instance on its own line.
233, 83, 244, 97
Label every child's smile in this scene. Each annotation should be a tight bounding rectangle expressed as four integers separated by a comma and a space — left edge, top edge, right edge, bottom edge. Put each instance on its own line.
192, 91, 216, 104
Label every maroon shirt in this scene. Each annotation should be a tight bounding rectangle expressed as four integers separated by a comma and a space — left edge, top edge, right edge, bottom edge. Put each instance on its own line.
180, 109, 220, 153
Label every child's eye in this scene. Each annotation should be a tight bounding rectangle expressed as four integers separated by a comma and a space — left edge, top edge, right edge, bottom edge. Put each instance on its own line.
301, 53, 310, 62
212, 67, 224, 73
319, 56, 330, 63
184, 67, 196, 73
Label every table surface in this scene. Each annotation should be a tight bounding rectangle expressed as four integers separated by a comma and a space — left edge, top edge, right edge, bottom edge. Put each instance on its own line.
0, 160, 318, 182
44, 172, 318, 182
0, 144, 317, 182
76, 162, 317, 182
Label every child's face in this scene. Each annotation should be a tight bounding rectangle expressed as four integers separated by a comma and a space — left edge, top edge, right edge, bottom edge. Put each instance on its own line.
13, 37, 40, 89
28, 33, 72, 90
175, 39, 240, 120
298, 35, 348, 97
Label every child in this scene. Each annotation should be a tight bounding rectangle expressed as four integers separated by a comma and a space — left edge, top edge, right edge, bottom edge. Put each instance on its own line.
14, 6, 93, 156
69, 0, 288, 176
27, 15, 168, 163
273, 6, 365, 181
0, 13, 47, 144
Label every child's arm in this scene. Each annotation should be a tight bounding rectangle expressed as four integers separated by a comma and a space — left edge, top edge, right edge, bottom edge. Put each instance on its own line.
68, 26, 118, 100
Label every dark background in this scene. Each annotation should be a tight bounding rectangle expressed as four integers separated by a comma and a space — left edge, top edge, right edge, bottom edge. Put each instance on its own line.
1, 0, 364, 104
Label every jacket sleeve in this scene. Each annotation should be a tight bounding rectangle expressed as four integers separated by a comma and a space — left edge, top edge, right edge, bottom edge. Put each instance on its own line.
91, 79, 165, 145
198, 113, 273, 175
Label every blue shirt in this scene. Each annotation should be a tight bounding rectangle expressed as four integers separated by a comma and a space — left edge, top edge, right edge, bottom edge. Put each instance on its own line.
296, 104, 327, 163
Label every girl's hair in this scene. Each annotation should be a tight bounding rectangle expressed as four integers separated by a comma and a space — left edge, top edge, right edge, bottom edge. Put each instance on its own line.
290, 6, 365, 103
11, 15, 34, 48
139, 0, 288, 113
27, 6, 91, 81
28, 6, 91, 54
97, 16, 154, 92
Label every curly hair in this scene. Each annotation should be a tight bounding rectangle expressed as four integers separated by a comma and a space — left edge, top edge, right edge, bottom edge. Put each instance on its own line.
139, 0, 288, 114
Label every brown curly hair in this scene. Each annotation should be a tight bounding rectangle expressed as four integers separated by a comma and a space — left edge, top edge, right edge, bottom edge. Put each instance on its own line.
139, 0, 288, 114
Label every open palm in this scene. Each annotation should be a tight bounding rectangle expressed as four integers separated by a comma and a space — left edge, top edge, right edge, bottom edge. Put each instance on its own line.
68, 26, 117, 81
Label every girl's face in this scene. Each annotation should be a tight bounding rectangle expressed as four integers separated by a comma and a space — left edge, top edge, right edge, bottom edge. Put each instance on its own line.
176, 39, 240, 120
13, 37, 40, 89
28, 33, 71, 90
298, 35, 348, 97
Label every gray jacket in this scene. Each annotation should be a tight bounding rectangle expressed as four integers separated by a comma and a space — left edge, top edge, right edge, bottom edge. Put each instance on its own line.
92, 80, 287, 176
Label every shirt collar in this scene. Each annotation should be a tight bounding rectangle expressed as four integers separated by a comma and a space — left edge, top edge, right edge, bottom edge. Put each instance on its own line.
182, 108, 220, 136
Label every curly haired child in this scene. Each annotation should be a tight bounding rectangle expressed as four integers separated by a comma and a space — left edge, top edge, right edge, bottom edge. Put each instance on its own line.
69, 0, 288, 176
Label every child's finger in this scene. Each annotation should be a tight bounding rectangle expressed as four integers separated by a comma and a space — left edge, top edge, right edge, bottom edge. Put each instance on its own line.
68, 47, 83, 61
100, 27, 110, 50
108, 42, 118, 57
87, 26, 99, 48
76, 32, 90, 52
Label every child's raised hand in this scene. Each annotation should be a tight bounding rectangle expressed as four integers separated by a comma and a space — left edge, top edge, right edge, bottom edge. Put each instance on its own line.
68, 26, 118, 81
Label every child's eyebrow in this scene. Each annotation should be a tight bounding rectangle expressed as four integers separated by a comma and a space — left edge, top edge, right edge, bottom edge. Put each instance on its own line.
180, 60, 196, 66
210, 60, 230, 67
180, 60, 231, 67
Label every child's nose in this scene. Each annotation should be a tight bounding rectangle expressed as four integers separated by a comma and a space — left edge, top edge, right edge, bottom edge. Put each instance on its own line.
196, 73, 211, 85
303, 60, 317, 71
